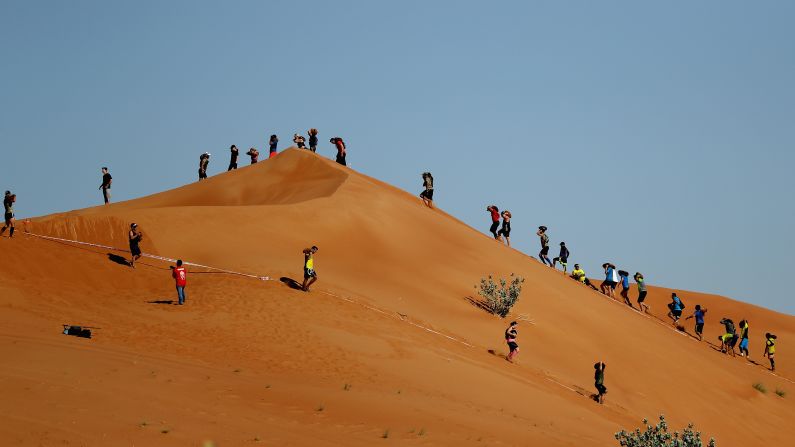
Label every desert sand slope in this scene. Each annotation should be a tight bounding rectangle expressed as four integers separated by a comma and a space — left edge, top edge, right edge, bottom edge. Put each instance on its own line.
1, 148, 793, 446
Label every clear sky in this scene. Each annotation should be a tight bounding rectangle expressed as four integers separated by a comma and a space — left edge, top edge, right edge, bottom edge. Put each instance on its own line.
2, 1, 794, 313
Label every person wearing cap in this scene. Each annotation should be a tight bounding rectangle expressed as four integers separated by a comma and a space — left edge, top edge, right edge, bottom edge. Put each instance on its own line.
198, 152, 210, 180
301, 246, 319, 292
128, 223, 143, 268
537, 226, 552, 266
552, 241, 570, 273
571, 264, 599, 291
505, 321, 519, 363
419, 172, 434, 208
99, 167, 112, 204
228, 145, 239, 171
1, 191, 16, 238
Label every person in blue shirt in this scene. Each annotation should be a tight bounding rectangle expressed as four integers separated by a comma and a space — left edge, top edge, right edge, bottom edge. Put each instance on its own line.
685, 304, 708, 341
600, 263, 618, 299
667, 292, 685, 325
617, 270, 631, 306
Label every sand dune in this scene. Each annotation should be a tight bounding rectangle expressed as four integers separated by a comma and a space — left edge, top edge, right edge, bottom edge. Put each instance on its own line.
1, 148, 792, 446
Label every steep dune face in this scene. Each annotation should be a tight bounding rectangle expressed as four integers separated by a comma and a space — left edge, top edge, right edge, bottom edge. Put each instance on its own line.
2, 148, 793, 446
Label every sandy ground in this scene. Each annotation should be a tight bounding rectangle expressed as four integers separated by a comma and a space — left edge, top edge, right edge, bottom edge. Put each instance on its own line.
1, 149, 792, 446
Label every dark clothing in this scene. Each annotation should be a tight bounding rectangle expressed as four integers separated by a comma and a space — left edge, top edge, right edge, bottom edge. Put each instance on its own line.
308, 134, 318, 152
269, 138, 278, 153
130, 241, 141, 257
336, 152, 347, 166
420, 189, 434, 200
229, 148, 239, 170
499, 220, 511, 237
101, 173, 112, 188
637, 290, 648, 302
559, 246, 569, 259
489, 221, 500, 238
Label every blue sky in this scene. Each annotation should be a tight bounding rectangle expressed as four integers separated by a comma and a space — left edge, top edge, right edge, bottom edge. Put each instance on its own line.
2, 1, 794, 313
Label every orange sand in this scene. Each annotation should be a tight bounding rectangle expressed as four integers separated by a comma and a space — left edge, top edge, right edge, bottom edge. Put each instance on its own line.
1, 148, 792, 446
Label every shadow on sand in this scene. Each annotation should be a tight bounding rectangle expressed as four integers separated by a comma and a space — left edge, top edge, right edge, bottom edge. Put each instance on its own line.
107, 253, 130, 266
147, 300, 175, 305
465, 296, 493, 314
280, 277, 304, 290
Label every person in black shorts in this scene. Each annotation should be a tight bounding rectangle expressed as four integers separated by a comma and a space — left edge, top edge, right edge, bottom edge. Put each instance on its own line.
308, 128, 319, 153
128, 223, 143, 268
498, 210, 512, 246
552, 241, 570, 273
1, 191, 16, 238
537, 226, 552, 266
419, 172, 434, 208
228, 145, 239, 170
594, 361, 607, 404
301, 246, 319, 292
505, 321, 519, 363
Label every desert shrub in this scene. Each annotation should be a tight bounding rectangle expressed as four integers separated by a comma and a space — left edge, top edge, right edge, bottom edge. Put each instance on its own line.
752, 382, 767, 393
615, 414, 715, 447
477, 274, 525, 318
775, 388, 786, 398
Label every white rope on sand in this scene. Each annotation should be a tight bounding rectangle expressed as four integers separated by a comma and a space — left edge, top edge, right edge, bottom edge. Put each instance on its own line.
23, 232, 474, 348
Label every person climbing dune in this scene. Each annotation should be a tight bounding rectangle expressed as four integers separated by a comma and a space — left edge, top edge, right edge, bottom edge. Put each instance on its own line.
1, 191, 16, 238
667, 292, 685, 325
498, 210, 512, 246
128, 223, 143, 268
764, 333, 777, 371
301, 246, 319, 292
293, 133, 306, 149
269, 135, 279, 158
505, 321, 519, 363
618, 270, 632, 306
552, 242, 569, 273
600, 263, 618, 298
198, 152, 210, 180
420, 172, 434, 208
685, 305, 707, 341
330, 137, 346, 165
594, 361, 607, 404
738, 319, 750, 358
634, 272, 649, 313
537, 226, 552, 266
719, 317, 737, 356
308, 128, 319, 153
246, 147, 259, 164
228, 145, 239, 171
486, 205, 500, 239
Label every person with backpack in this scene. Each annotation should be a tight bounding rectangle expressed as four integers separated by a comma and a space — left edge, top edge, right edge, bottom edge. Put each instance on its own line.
498, 210, 512, 246
719, 318, 737, 356
99, 167, 112, 204
419, 172, 434, 208
594, 361, 607, 404
269, 135, 279, 158
228, 145, 239, 170
764, 333, 777, 371
685, 305, 708, 341
128, 223, 143, 268
307, 128, 319, 152
552, 242, 570, 274
486, 205, 500, 239
246, 147, 260, 164
667, 292, 685, 324
600, 263, 618, 298
1, 191, 16, 238
330, 137, 346, 165
537, 226, 552, 266
293, 133, 306, 149
738, 320, 750, 357
616, 270, 632, 306
170, 259, 188, 305
571, 264, 599, 291
301, 246, 319, 292
505, 321, 519, 363
633, 272, 649, 313
198, 152, 210, 180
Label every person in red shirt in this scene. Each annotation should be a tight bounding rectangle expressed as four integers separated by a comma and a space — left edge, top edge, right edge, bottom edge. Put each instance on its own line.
486, 205, 500, 239
170, 259, 187, 305
330, 137, 346, 166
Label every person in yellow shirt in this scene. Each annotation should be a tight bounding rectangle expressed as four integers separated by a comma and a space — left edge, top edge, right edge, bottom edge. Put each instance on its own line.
570, 264, 598, 291
301, 246, 319, 292
764, 333, 777, 372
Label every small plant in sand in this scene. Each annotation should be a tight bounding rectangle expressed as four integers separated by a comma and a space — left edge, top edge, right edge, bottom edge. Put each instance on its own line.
615, 414, 715, 447
775, 388, 786, 398
477, 274, 525, 318
381, 429, 390, 439
752, 382, 767, 394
